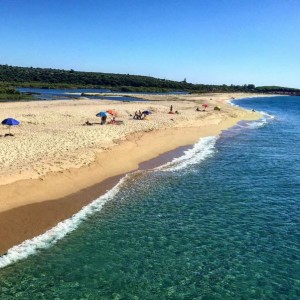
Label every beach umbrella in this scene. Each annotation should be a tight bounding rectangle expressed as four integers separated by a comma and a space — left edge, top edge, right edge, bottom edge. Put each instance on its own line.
142, 110, 152, 115
106, 110, 118, 116
202, 104, 208, 108
2, 118, 20, 126
1, 118, 20, 135
96, 112, 107, 117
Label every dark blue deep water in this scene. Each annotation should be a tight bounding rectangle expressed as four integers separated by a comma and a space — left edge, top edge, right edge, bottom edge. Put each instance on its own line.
0, 96, 299, 299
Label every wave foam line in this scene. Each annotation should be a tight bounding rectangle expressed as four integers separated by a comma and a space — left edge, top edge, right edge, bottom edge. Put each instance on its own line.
228, 100, 240, 107
156, 136, 217, 172
229, 99, 275, 119
245, 111, 275, 129
229, 99, 275, 129
246, 118, 268, 129
259, 110, 275, 119
0, 175, 129, 269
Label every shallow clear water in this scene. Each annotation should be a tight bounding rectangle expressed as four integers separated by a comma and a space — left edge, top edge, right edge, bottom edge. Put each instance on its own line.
0, 96, 299, 299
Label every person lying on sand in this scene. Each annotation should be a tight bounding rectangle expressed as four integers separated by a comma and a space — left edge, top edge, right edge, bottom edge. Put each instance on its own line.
108, 116, 116, 124
108, 119, 124, 125
168, 110, 179, 114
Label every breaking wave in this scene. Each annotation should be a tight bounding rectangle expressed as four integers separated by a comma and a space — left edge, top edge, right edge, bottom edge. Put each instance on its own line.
156, 136, 218, 172
0, 176, 129, 269
0, 136, 219, 269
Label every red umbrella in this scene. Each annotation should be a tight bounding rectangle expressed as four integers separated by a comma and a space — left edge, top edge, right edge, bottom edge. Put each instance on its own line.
106, 110, 118, 116
202, 104, 208, 108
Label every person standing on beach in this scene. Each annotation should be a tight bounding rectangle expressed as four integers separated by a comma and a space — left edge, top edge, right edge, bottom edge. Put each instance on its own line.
170, 105, 173, 112
101, 115, 107, 125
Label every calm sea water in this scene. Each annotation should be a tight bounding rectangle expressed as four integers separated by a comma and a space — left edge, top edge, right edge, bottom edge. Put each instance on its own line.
0, 96, 299, 299
17, 88, 186, 101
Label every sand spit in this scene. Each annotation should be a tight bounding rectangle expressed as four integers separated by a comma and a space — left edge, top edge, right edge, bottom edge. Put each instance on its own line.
0, 93, 261, 185
0, 92, 268, 254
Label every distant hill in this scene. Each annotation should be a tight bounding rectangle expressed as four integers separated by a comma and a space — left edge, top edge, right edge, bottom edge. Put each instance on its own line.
255, 86, 300, 95
0, 64, 256, 93
0, 64, 299, 98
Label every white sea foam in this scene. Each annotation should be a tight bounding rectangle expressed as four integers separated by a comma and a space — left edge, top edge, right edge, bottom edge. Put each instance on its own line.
259, 110, 275, 119
244, 111, 275, 129
228, 100, 240, 107
228, 98, 275, 129
0, 175, 129, 269
247, 118, 268, 128
156, 136, 217, 172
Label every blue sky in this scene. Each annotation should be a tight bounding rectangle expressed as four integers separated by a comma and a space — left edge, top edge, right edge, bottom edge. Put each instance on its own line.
1, 0, 299, 88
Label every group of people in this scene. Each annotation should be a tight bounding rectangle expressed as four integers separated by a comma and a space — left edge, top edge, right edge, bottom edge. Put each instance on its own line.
133, 106, 180, 120
85, 115, 116, 126
133, 110, 145, 120
86, 103, 214, 126
101, 115, 117, 125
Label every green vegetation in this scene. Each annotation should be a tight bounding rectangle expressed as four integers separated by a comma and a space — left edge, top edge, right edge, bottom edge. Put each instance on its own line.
0, 64, 299, 100
255, 86, 300, 94
0, 83, 34, 101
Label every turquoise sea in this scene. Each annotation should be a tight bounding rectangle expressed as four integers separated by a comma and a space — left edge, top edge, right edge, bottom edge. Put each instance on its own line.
0, 96, 299, 299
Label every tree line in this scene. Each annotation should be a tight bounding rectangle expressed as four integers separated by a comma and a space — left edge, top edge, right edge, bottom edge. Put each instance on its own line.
0, 64, 299, 99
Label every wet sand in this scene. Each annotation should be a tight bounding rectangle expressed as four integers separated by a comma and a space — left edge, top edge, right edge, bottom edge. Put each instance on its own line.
0, 144, 191, 254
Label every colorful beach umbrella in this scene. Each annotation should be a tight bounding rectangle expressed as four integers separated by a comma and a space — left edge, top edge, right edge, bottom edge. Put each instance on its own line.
1, 118, 20, 135
96, 112, 107, 117
106, 110, 118, 116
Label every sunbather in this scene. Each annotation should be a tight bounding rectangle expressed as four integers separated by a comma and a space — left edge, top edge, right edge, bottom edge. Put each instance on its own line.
133, 111, 139, 119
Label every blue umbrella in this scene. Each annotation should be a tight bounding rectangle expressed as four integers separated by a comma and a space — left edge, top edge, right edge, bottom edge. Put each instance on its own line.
2, 118, 20, 126
2, 118, 20, 135
96, 112, 107, 117
142, 110, 152, 115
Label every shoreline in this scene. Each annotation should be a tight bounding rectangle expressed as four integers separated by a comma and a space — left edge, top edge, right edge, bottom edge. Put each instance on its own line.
0, 144, 191, 264
0, 93, 266, 256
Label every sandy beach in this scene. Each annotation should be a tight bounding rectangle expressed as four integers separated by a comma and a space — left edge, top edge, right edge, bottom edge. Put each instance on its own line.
0, 92, 266, 254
